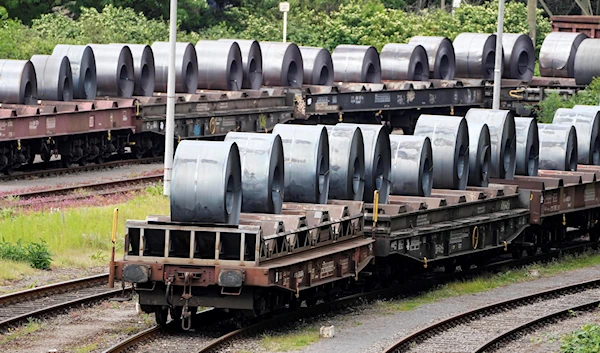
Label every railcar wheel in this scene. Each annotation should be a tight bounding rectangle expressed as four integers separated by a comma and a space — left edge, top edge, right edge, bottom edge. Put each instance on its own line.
526, 246, 538, 257
155, 307, 169, 326
61, 155, 72, 168
41, 153, 51, 163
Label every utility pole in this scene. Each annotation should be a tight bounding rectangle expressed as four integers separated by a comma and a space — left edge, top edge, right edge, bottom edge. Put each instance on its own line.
279, 2, 290, 43
492, 0, 505, 110
163, 0, 177, 196
527, 0, 537, 45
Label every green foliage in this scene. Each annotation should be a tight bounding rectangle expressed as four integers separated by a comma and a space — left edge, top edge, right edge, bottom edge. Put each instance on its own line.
536, 77, 600, 123
561, 324, 600, 353
0, 238, 52, 270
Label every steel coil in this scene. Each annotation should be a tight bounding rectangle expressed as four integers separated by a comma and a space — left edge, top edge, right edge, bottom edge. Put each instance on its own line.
299, 47, 334, 86
466, 122, 491, 187
30, 55, 73, 102
538, 124, 578, 171
52, 44, 96, 99
196, 40, 243, 91
170, 140, 242, 224
332, 45, 381, 83
453, 33, 499, 79
224, 132, 284, 214
552, 107, 600, 165
502, 33, 535, 81
323, 124, 365, 200
219, 39, 263, 89
408, 36, 455, 80
389, 135, 433, 197
152, 42, 198, 93
0, 60, 37, 105
574, 39, 600, 85
88, 44, 134, 98
539, 32, 587, 78
111, 43, 155, 96
272, 124, 329, 204
260, 42, 303, 88
414, 115, 470, 190
514, 117, 539, 176
339, 123, 391, 203
464, 108, 516, 180
380, 44, 429, 81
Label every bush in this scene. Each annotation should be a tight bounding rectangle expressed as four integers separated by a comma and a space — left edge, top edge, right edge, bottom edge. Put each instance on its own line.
561, 324, 600, 353
536, 77, 600, 123
0, 238, 52, 270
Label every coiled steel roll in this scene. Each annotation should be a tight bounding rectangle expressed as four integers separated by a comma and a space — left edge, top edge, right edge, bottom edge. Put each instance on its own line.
465, 109, 516, 180
502, 33, 535, 81
539, 32, 587, 78
111, 43, 155, 96
538, 124, 578, 171
389, 135, 433, 197
260, 42, 303, 88
467, 122, 491, 187
339, 123, 391, 203
380, 44, 429, 81
219, 39, 263, 89
453, 33, 499, 79
552, 107, 600, 165
414, 115, 470, 190
224, 132, 284, 214
0, 60, 37, 105
408, 36, 455, 80
574, 39, 600, 85
514, 117, 539, 176
88, 44, 134, 98
272, 124, 330, 204
152, 42, 198, 93
170, 140, 242, 224
30, 55, 73, 102
196, 40, 243, 91
52, 44, 96, 99
323, 124, 365, 201
332, 45, 381, 83
299, 47, 334, 86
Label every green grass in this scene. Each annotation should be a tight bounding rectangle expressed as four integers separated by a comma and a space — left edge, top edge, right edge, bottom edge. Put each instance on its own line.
0, 259, 37, 281
560, 323, 600, 353
378, 252, 600, 313
0, 318, 44, 345
73, 342, 99, 353
260, 328, 320, 351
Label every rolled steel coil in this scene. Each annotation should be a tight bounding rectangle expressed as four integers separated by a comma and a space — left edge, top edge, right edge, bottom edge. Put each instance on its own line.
30, 55, 73, 102
453, 33, 499, 79
219, 39, 263, 89
88, 44, 134, 98
260, 42, 303, 88
323, 124, 365, 201
514, 117, 539, 176
574, 39, 600, 85
464, 108, 516, 180
552, 107, 600, 165
224, 132, 284, 214
502, 33, 535, 81
52, 44, 96, 99
539, 32, 587, 78
380, 44, 429, 81
0, 60, 37, 105
152, 42, 198, 93
538, 124, 578, 171
299, 47, 334, 86
111, 43, 155, 96
466, 122, 491, 187
196, 40, 243, 91
339, 123, 391, 203
272, 124, 330, 204
170, 140, 242, 224
408, 36, 455, 80
389, 135, 433, 197
414, 115, 470, 190
332, 45, 381, 83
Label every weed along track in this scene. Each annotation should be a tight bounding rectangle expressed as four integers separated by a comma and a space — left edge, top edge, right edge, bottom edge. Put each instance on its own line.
0, 274, 129, 330
383, 278, 600, 353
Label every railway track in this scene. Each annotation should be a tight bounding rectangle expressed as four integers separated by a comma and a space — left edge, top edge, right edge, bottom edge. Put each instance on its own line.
383, 278, 600, 353
0, 274, 129, 331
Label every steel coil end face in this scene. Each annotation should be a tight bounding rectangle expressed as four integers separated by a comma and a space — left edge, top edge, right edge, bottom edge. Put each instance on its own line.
514, 117, 539, 176
30, 55, 74, 102
540, 32, 587, 78
224, 132, 285, 214
196, 40, 244, 91
466, 122, 491, 187
380, 43, 430, 81
52, 44, 97, 100
538, 124, 579, 171
501, 33, 535, 81
453, 33, 499, 79
152, 42, 199, 93
409, 36, 456, 80
323, 124, 366, 200
390, 135, 433, 197
552, 107, 600, 165
110, 43, 156, 96
273, 124, 330, 204
260, 42, 304, 87
299, 47, 334, 86
0, 59, 38, 105
332, 45, 382, 83
170, 140, 242, 224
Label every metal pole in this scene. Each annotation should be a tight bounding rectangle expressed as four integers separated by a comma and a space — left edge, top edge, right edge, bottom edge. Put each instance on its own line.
283, 11, 288, 43
527, 0, 537, 45
164, 0, 177, 196
492, 0, 505, 110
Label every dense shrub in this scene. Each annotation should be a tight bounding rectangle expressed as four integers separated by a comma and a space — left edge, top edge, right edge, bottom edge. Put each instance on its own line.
536, 77, 600, 123
561, 324, 600, 353
0, 238, 52, 270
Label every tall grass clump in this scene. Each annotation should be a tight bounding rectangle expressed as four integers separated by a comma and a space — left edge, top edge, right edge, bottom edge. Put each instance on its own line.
0, 239, 52, 269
